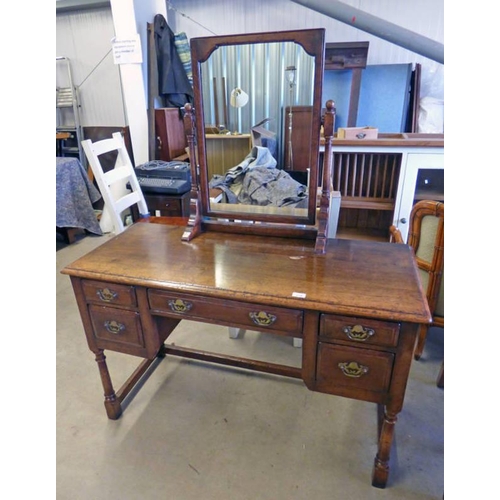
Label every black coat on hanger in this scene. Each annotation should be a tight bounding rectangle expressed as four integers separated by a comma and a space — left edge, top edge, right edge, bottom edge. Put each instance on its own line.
154, 14, 194, 108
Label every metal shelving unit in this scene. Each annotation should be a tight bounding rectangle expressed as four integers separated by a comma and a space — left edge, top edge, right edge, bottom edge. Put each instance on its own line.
56, 56, 83, 163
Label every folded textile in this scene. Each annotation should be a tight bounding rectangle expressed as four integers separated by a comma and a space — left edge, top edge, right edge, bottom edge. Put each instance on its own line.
209, 146, 307, 207
238, 166, 307, 207
209, 146, 276, 202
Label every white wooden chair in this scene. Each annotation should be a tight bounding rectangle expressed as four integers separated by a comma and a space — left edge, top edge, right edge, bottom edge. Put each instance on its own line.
82, 132, 149, 234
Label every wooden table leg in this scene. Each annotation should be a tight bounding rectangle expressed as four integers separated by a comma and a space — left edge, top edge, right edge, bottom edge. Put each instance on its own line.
372, 408, 398, 488
436, 361, 444, 388
94, 349, 122, 420
57, 227, 82, 244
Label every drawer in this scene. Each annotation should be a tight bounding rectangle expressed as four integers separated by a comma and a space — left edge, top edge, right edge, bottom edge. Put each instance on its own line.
320, 314, 399, 348
148, 290, 303, 336
82, 280, 137, 308
146, 195, 183, 216
89, 304, 145, 348
316, 343, 394, 394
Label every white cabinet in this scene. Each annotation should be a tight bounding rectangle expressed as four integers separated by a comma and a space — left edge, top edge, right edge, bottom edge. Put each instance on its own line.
393, 150, 444, 241
326, 135, 444, 241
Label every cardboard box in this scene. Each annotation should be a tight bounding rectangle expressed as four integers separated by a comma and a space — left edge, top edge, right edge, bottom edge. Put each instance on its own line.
337, 127, 378, 140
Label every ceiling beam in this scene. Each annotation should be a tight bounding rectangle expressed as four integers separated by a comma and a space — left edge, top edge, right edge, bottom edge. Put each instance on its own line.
291, 0, 444, 64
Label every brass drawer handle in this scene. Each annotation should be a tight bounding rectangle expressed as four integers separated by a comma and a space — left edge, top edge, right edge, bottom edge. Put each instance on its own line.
338, 361, 369, 378
104, 320, 125, 334
168, 299, 193, 313
97, 288, 118, 302
249, 311, 277, 327
343, 324, 375, 341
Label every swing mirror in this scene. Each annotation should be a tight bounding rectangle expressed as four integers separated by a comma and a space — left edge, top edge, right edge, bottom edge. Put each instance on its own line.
188, 28, 325, 238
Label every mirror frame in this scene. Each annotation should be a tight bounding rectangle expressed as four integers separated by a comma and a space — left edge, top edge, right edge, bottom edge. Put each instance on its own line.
182, 28, 329, 244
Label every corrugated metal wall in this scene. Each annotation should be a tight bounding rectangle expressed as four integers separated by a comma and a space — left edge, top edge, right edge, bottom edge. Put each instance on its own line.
55, 0, 443, 128
56, 5, 125, 127
202, 40, 316, 163
203, 42, 315, 125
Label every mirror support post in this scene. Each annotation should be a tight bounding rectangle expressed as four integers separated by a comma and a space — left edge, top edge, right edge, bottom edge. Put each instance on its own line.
181, 103, 203, 241
315, 100, 336, 254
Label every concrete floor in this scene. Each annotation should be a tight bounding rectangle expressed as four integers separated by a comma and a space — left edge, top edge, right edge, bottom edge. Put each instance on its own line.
57, 232, 444, 500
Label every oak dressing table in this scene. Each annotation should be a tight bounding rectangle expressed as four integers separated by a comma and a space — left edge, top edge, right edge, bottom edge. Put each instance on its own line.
62, 220, 430, 488
62, 29, 431, 488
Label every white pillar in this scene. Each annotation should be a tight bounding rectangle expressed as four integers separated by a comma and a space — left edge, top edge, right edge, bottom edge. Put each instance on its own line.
109, 0, 167, 166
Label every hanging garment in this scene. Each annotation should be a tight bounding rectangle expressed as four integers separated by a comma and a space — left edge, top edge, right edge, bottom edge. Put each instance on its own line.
174, 32, 193, 86
154, 14, 194, 108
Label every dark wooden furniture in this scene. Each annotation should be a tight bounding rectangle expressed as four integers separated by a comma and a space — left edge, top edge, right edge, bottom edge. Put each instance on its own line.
57, 226, 83, 245
283, 105, 313, 173
324, 41, 369, 127
155, 108, 188, 161
56, 131, 71, 156
62, 221, 430, 488
131, 191, 190, 220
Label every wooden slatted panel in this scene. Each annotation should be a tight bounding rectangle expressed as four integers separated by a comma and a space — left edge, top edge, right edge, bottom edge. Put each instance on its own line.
333, 153, 402, 210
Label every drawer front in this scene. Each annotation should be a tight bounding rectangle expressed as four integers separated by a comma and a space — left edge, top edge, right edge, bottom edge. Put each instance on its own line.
82, 280, 137, 308
89, 304, 145, 348
146, 195, 182, 216
148, 290, 303, 336
316, 343, 394, 394
320, 314, 399, 347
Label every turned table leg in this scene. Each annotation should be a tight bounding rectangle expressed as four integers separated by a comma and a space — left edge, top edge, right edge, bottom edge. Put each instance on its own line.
372, 408, 398, 488
94, 349, 122, 420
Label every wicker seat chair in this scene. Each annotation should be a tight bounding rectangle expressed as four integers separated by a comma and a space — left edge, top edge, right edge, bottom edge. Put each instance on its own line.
390, 200, 444, 381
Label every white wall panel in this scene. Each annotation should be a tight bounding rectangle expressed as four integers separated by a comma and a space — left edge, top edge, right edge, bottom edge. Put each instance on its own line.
56, 6, 126, 127
168, 0, 444, 99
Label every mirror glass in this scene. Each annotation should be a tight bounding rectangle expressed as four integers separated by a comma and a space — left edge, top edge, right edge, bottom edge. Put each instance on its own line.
190, 30, 324, 229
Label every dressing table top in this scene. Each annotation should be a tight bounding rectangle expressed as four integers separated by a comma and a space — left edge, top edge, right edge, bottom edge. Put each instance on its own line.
62, 222, 430, 324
